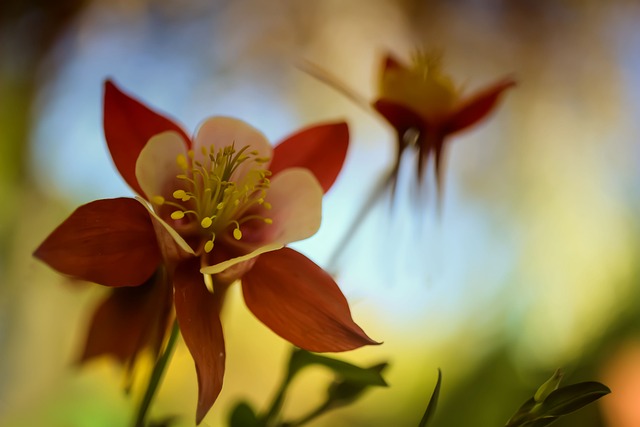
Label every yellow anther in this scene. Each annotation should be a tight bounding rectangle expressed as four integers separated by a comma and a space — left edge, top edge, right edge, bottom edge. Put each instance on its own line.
201, 217, 213, 228
151, 196, 165, 205
201, 146, 207, 156
173, 190, 187, 200
264, 218, 273, 224
188, 150, 195, 159
233, 228, 242, 240
216, 202, 225, 210
263, 202, 272, 210
171, 211, 185, 220
176, 154, 188, 170
204, 240, 214, 253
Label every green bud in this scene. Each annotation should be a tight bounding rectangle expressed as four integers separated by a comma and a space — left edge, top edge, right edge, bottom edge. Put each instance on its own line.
534, 369, 564, 403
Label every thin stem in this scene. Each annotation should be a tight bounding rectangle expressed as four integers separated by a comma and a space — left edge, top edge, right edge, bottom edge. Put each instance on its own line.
132, 319, 180, 427
260, 373, 292, 427
326, 171, 394, 273
283, 400, 333, 427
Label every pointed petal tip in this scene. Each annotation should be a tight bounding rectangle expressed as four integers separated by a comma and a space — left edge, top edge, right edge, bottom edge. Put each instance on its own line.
271, 121, 350, 193
242, 248, 382, 353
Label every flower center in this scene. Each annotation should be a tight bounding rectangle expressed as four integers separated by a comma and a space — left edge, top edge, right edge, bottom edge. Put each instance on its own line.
153, 144, 272, 253
380, 50, 458, 120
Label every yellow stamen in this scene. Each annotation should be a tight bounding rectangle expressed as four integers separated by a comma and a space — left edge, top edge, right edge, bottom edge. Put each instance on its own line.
151, 196, 165, 205
173, 190, 190, 201
171, 211, 185, 220
176, 154, 188, 170
164, 142, 273, 250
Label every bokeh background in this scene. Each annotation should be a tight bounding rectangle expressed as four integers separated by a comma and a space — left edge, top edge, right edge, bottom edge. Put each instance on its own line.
1, 0, 639, 426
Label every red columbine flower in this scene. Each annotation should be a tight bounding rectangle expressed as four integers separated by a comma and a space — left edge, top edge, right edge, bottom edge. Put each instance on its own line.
373, 51, 516, 197
34, 80, 377, 424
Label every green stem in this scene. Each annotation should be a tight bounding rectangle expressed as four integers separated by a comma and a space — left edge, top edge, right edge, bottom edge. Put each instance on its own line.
283, 400, 333, 427
132, 319, 180, 427
260, 374, 292, 427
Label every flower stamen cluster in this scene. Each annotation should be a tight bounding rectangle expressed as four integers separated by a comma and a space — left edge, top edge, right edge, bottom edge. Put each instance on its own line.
153, 143, 272, 253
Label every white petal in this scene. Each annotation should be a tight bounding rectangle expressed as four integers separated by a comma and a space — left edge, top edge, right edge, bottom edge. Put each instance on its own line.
264, 167, 323, 244
135, 197, 196, 256
135, 131, 188, 200
193, 116, 272, 180
200, 242, 282, 275
199, 168, 323, 275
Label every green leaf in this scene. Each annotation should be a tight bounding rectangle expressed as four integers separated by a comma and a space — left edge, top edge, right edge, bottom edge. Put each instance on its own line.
536, 381, 611, 417
327, 363, 389, 407
229, 401, 260, 427
533, 369, 563, 403
506, 379, 610, 427
419, 369, 442, 427
288, 349, 387, 387
505, 397, 537, 426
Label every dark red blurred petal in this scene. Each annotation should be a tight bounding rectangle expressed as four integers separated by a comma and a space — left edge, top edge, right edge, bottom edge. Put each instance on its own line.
34, 198, 161, 287
242, 248, 379, 352
373, 99, 430, 192
174, 258, 226, 425
270, 122, 349, 193
444, 77, 516, 134
103, 80, 191, 196
80, 270, 172, 366
373, 99, 427, 138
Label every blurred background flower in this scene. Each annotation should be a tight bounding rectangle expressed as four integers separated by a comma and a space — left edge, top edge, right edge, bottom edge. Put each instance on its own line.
1, 0, 639, 426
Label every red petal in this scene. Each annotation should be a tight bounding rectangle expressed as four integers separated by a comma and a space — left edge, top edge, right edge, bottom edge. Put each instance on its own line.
373, 99, 429, 136
444, 77, 516, 134
174, 259, 226, 425
270, 122, 349, 193
80, 271, 172, 366
242, 248, 379, 352
103, 80, 191, 196
34, 198, 161, 287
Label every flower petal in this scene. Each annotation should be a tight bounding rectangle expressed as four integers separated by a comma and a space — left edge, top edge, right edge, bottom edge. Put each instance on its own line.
174, 258, 226, 425
263, 167, 323, 243
373, 99, 428, 135
34, 198, 161, 287
444, 77, 516, 134
135, 131, 188, 202
193, 117, 272, 181
242, 248, 379, 352
270, 122, 349, 193
136, 197, 197, 259
80, 271, 172, 366
200, 168, 322, 275
103, 80, 191, 196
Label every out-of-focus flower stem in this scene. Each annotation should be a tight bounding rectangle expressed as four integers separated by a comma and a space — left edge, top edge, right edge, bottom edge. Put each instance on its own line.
327, 171, 394, 273
132, 319, 180, 427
